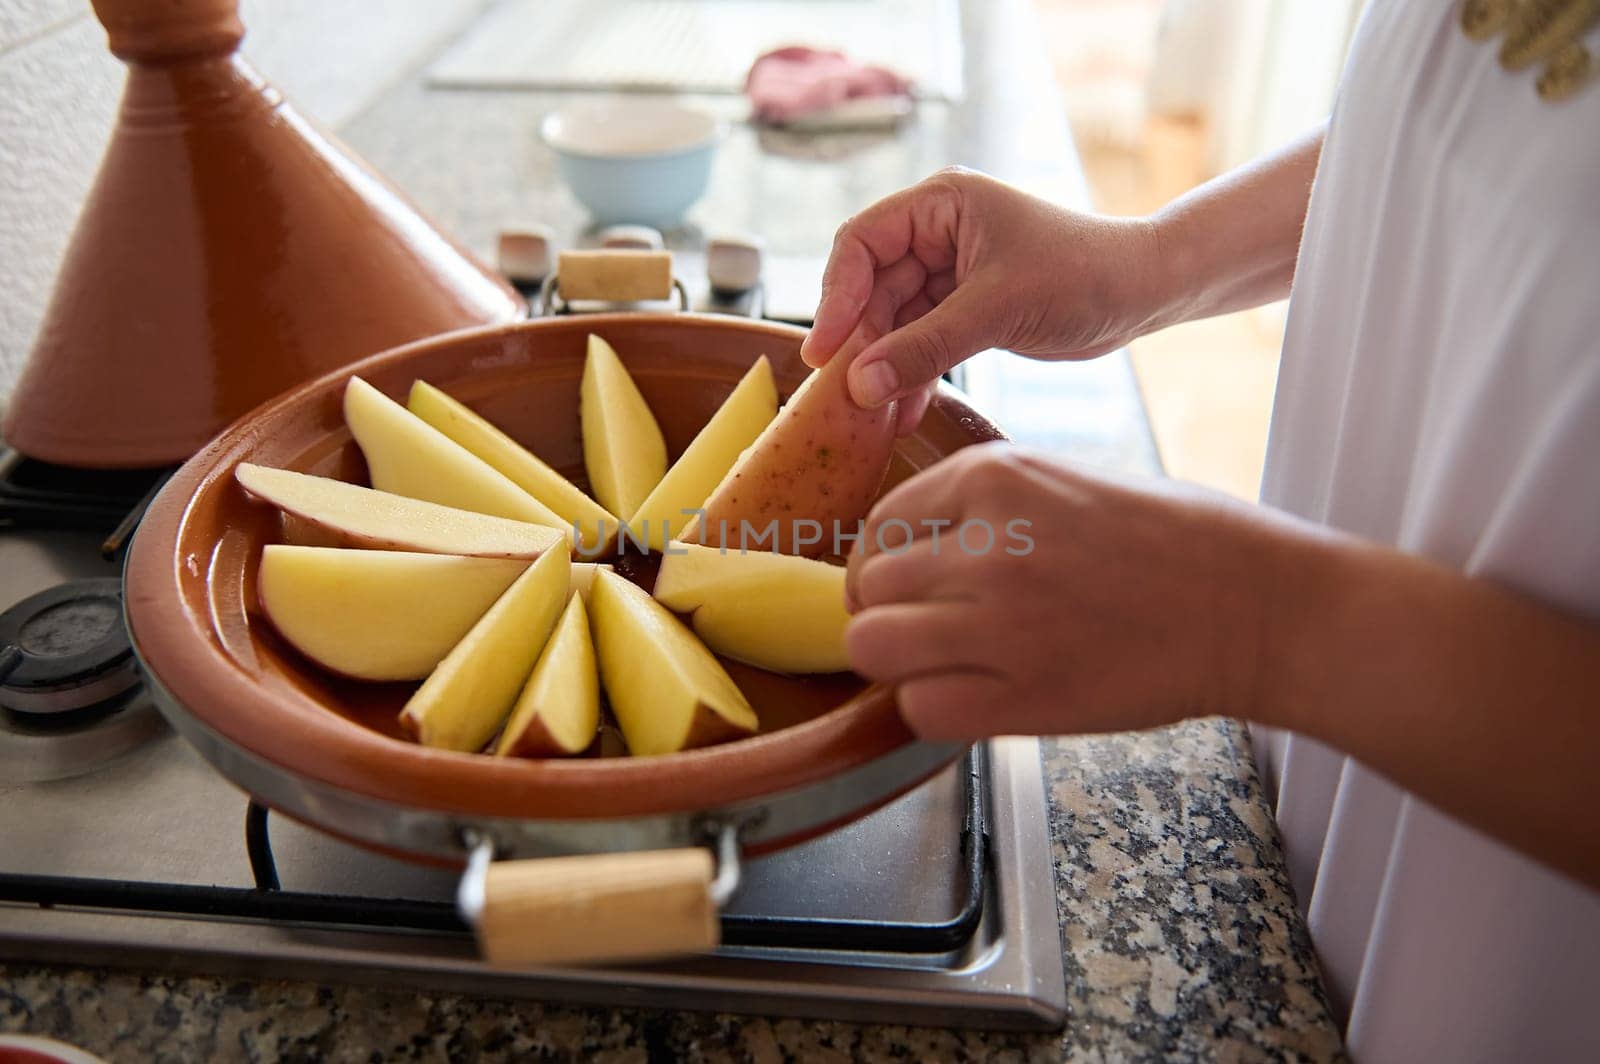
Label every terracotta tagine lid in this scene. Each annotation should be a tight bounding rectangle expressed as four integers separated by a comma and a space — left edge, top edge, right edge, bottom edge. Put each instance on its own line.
2, 0, 523, 468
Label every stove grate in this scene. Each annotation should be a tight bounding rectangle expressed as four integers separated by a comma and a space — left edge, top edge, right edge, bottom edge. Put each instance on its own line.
0, 447, 171, 532
0, 750, 989, 955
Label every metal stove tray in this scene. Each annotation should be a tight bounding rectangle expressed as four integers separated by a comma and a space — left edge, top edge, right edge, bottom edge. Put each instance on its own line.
0, 734, 1063, 1029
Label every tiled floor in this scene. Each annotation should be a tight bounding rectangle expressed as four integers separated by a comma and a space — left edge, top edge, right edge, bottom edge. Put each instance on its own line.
1036, 1, 1285, 501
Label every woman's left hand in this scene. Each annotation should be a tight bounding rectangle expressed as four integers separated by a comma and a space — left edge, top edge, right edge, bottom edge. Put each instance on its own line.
844, 442, 1301, 740
848, 445, 1600, 892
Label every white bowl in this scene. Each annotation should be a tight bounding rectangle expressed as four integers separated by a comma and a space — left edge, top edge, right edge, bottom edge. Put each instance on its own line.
541, 99, 724, 229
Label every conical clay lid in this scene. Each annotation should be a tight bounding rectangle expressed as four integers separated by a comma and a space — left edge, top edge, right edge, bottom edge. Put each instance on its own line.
4, 0, 523, 467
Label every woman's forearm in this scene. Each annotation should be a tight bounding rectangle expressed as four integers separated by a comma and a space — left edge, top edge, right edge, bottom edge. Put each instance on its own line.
1257, 522, 1600, 889
1137, 124, 1326, 335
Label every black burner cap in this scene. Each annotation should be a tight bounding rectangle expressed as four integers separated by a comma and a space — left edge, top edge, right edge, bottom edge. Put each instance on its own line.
0, 578, 137, 714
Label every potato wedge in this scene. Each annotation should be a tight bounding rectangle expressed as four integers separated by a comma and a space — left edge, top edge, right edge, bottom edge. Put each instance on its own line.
654, 544, 849, 673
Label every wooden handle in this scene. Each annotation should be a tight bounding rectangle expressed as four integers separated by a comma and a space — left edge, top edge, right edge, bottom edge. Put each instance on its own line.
473, 848, 719, 966
556, 250, 673, 303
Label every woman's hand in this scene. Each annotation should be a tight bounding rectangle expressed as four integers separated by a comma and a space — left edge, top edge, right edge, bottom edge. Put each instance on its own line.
845, 441, 1600, 890
843, 442, 1303, 740
800, 168, 1165, 433
804, 129, 1328, 433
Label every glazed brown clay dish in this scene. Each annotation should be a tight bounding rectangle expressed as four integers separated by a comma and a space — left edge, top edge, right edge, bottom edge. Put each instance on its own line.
124, 311, 1004, 964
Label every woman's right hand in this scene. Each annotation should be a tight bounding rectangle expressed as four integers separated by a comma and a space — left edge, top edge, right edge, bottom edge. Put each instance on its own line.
800, 167, 1168, 431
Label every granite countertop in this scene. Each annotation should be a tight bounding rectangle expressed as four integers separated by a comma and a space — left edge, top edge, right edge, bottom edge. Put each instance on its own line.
1, 0, 1344, 1058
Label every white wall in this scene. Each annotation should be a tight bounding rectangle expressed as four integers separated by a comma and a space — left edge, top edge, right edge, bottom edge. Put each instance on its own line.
0, 0, 487, 405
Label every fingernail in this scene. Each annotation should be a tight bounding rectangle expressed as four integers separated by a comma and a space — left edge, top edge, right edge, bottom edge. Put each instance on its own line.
856, 360, 900, 407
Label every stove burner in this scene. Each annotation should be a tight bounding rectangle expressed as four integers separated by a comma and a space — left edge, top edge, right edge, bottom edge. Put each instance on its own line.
0, 578, 165, 780
0, 578, 138, 715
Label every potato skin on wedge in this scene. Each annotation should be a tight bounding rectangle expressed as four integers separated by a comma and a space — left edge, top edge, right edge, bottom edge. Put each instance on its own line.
683, 351, 895, 556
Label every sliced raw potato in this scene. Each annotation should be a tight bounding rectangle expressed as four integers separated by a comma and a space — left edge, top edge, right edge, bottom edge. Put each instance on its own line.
570, 562, 611, 601
235, 464, 564, 560
399, 547, 571, 752
681, 349, 895, 556
496, 594, 600, 757
628, 356, 777, 548
343, 377, 568, 535
580, 335, 667, 522
589, 569, 758, 756
257, 546, 526, 681
653, 544, 849, 674
407, 381, 618, 557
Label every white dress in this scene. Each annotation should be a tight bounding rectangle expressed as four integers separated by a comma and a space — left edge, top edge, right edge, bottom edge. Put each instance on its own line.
1253, 2, 1600, 1061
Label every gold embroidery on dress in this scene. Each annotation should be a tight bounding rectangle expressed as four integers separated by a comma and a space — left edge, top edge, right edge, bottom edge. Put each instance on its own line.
1462, 0, 1517, 40
1537, 38, 1597, 98
1460, 0, 1600, 99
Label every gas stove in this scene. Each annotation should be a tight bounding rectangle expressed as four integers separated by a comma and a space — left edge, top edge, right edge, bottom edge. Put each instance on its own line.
0, 450, 1067, 1030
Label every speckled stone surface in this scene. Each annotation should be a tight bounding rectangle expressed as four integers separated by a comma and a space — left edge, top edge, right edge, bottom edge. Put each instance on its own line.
1041, 723, 1342, 1061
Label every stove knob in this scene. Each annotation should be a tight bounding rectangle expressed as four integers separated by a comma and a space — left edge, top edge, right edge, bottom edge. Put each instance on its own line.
599, 225, 664, 251
497, 225, 554, 286
707, 235, 764, 296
